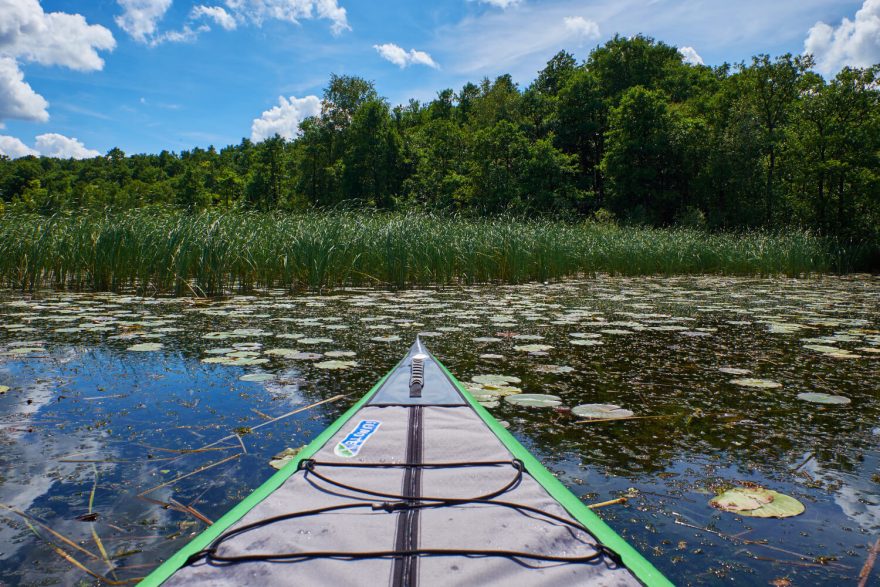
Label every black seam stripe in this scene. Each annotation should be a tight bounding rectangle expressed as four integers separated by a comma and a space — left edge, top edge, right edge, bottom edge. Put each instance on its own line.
392, 406, 423, 587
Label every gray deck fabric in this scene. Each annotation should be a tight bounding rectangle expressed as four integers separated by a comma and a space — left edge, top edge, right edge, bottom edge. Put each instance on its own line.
368, 339, 465, 406
164, 347, 642, 586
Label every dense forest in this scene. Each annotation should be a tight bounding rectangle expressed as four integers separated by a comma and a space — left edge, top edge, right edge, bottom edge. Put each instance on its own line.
1, 35, 878, 244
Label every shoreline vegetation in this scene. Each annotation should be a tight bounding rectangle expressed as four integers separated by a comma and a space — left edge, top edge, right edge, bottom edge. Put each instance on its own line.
0, 210, 869, 296
2, 37, 878, 269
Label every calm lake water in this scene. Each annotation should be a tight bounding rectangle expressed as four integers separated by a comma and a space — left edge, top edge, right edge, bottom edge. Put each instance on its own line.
0, 276, 878, 586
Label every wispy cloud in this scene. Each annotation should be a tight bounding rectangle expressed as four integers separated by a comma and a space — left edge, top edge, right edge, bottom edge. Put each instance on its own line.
116, 0, 352, 45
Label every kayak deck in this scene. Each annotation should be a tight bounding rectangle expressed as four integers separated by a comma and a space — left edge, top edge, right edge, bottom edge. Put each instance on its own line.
143, 339, 671, 586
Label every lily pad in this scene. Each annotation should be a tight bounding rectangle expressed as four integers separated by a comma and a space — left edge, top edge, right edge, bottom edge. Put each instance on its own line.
570, 339, 603, 346
796, 392, 851, 405
298, 337, 333, 345
533, 365, 575, 374
325, 350, 356, 358
472, 374, 521, 386
504, 394, 562, 408
730, 378, 782, 389
204, 347, 236, 355
126, 343, 163, 352
710, 487, 805, 518
264, 348, 300, 357
315, 360, 359, 370
269, 446, 306, 470
572, 403, 634, 419
371, 335, 402, 343
718, 367, 751, 375
479, 353, 505, 360
239, 373, 276, 382
0, 386, 8, 394
513, 344, 553, 352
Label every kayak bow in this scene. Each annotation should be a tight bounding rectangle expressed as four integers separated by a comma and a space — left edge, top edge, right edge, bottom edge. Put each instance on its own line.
142, 338, 673, 586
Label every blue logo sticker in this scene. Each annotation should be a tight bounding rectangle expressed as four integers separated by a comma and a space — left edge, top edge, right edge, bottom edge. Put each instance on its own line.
334, 420, 381, 458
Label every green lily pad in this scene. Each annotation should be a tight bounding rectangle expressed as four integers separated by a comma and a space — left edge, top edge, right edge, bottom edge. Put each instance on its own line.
201, 356, 270, 366
325, 350, 356, 358
472, 374, 521, 386
298, 337, 333, 345
479, 353, 505, 360
225, 350, 260, 358
204, 347, 236, 355
315, 360, 359, 370
710, 487, 804, 518
0, 386, 8, 394
513, 344, 553, 352
504, 394, 562, 407
796, 392, 851, 405
127, 343, 163, 352
264, 348, 300, 357
478, 400, 500, 408
730, 378, 782, 389
533, 365, 575, 374
803, 344, 841, 353
269, 446, 306, 470
3, 346, 44, 356
473, 337, 501, 343
572, 403, 634, 419
239, 373, 276, 382
718, 367, 751, 375
570, 339, 603, 346
371, 335, 402, 342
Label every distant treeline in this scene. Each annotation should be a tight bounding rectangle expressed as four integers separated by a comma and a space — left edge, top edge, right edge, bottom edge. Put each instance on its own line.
1, 35, 878, 245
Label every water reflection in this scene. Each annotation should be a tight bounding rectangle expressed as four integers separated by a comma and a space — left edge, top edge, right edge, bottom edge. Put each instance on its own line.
0, 275, 878, 585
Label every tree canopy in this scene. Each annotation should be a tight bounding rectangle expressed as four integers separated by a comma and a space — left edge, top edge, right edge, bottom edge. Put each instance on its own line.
1, 35, 878, 244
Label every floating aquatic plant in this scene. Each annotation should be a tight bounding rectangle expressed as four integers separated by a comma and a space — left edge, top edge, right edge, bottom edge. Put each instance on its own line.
504, 394, 562, 407
710, 487, 804, 518
572, 404, 634, 419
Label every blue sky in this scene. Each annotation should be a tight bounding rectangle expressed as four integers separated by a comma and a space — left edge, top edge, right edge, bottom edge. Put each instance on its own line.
1, 0, 877, 158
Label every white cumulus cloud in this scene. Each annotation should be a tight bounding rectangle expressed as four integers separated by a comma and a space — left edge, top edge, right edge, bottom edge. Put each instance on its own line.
115, 0, 173, 44
191, 5, 237, 30
34, 133, 101, 159
373, 43, 439, 68
0, 133, 100, 159
805, 0, 880, 75
251, 95, 322, 142
0, 0, 116, 71
563, 16, 600, 40
679, 46, 704, 65
0, 0, 114, 125
0, 57, 49, 123
0, 135, 38, 158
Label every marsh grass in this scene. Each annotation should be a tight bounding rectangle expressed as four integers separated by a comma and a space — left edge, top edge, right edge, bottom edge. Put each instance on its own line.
0, 210, 861, 295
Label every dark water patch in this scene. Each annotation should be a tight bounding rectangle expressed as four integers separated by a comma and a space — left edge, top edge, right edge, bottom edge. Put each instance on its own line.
0, 275, 878, 585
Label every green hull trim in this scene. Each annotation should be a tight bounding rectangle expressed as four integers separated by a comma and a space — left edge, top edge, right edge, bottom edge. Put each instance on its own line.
434, 356, 674, 587
141, 353, 673, 587
139, 368, 394, 587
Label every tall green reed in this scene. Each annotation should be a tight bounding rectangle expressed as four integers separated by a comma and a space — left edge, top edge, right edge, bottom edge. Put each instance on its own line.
0, 209, 853, 295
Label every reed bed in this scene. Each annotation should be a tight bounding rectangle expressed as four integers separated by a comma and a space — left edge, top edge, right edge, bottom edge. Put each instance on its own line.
0, 210, 857, 295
